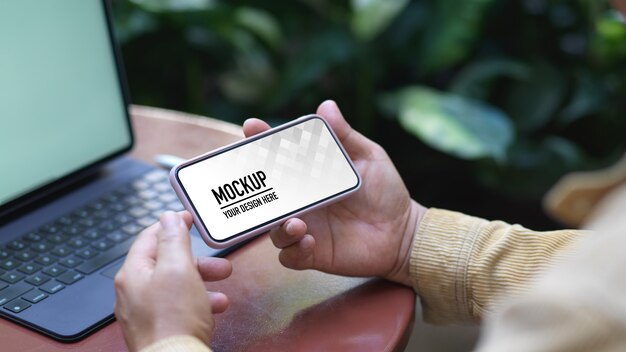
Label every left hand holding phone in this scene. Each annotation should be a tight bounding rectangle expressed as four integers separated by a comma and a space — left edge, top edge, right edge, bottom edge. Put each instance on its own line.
243, 100, 428, 287
114, 211, 232, 351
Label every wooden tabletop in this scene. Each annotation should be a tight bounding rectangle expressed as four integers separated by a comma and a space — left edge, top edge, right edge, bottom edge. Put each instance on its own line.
0, 106, 415, 351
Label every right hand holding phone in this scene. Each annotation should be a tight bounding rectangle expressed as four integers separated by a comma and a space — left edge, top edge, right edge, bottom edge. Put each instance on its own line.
243, 100, 427, 287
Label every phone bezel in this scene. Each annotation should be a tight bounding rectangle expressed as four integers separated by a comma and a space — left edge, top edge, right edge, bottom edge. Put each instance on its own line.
170, 114, 361, 249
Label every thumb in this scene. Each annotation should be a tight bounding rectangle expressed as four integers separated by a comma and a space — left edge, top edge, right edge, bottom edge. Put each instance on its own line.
316, 100, 372, 160
156, 211, 194, 266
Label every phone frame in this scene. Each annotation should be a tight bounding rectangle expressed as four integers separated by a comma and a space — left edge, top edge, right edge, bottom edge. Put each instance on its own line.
170, 114, 361, 249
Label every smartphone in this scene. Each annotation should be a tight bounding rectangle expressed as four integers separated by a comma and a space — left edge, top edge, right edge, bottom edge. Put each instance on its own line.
170, 114, 361, 248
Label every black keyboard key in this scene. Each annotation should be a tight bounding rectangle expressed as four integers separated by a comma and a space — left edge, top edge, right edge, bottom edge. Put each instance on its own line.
34, 255, 55, 266
51, 246, 73, 257
72, 208, 91, 218
123, 195, 142, 206
4, 299, 31, 313
99, 221, 116, 232
0, 250, 8, 259
107, 231, 129, 243
39, 281, 64, 294
139, 190, 158, 199
0, 282, 33, 305
78, 218, 97, 227
76, 237, 134, 275
159, 192, 178, 203
23, 232, 43, 242
42, 265, 66, 277
88, 202, 106, 211
41, 224, 59, 234
108, 202, 126, 212
0, 259, 18, 270
7, 240, 26, 251
83, 229, 103, 240
137, 217, 157, 227
17, 263, 41, 275
94, 209, 113, 220
14, 250, 36, 261
91, 239, 114, 251
31, 242, 52, 253
128, 207, 148, 218
76, 248, 98, 259
122, 223, 143, 235
132, 179, 150, 190
56, 271, 84, 285
114, 214, 133, 225
0, 272, 25, 284
102, 195, 120, 204
59, 257, 82, 268
0, 283, 7, 291
21, 289, 48, 304
47, 234, 68, 244
56, 216, 74, 226
167, 202, 185, 211
144, 200, 163, 210
68, 238, 88, 249
64, 226, 84, 236
25, 274, 50, 286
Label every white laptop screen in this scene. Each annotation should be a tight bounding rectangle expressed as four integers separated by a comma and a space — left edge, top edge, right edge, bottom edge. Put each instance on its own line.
0, 0, 132, 207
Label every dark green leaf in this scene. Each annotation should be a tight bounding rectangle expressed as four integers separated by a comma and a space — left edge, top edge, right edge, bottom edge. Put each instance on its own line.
558, 70, 605, 126
419, 0, 494, 73
505, 62, 567, 132
450, 59, 529, 100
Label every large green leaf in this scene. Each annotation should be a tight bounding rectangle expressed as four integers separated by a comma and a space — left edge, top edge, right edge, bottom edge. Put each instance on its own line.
130, 0, 215, 12
387, 86, 514, 161
350, 0, 409, 41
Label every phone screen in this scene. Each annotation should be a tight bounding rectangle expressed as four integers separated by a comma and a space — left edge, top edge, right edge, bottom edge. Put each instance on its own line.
175, 116, 360, 242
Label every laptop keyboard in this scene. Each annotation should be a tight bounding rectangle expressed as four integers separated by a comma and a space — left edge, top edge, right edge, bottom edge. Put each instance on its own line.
0, 170, 182, 313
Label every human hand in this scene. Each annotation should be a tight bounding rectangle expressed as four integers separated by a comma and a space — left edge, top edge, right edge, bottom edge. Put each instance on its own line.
243, 100, 427, 286
114, 211, 232, 352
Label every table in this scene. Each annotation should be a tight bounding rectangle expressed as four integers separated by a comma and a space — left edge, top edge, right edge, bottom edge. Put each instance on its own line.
0, 106, 415, 351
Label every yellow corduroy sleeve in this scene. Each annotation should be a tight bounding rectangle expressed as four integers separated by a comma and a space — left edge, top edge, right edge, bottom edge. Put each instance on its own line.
409, 208, 586, 325
139, 335, 211, 352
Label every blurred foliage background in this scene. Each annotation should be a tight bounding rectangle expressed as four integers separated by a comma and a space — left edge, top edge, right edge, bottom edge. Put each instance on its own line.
112, 0, 626, 229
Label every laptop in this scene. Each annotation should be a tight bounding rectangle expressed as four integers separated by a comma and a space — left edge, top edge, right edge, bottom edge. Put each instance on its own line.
0, 0, 225, 341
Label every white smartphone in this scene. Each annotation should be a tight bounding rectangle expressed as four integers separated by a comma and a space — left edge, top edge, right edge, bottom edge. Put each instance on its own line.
170, 114, 361, 248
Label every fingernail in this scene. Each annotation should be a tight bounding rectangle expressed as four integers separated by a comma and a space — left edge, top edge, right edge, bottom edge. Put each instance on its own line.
161, 211, 181, 229
285, 220, 295, 234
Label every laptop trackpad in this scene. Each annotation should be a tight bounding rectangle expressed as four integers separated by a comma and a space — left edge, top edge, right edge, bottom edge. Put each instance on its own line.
101, 261, 124, 279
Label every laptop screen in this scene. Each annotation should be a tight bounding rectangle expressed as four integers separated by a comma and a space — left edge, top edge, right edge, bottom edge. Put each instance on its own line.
0, 0, 132, 208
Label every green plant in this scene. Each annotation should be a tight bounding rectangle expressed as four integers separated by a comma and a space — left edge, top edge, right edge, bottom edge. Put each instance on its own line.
112, 0, 626, 216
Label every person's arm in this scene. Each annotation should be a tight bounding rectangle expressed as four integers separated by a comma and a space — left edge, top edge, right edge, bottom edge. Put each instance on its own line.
410, 208, 586, 324
475, 184, 626, 351
251, 101, 589, 325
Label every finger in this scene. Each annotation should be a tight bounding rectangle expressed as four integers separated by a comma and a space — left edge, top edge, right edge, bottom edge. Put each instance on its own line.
316, 100, 352, 141
196, 257, 233, 281
123, 223, 159, 270
208, 292, 229, 314
269, 218, 307, 249
178, 211, 194, 228
243, 118, 271, 138
316, 100, 371, 159
278, 234, 316, 270
156, 211, 194, 266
